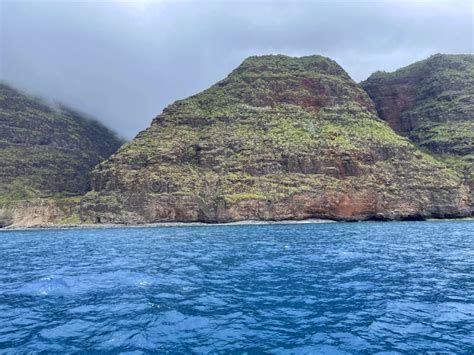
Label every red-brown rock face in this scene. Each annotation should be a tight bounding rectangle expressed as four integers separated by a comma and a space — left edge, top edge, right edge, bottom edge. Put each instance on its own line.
362, 54, 474, 154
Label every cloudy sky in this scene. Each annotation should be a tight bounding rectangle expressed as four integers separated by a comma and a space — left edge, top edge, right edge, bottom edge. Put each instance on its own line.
1, 0, 472, 138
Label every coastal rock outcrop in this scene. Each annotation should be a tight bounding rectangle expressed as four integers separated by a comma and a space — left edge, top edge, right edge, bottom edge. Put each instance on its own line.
81, 55, 472, 223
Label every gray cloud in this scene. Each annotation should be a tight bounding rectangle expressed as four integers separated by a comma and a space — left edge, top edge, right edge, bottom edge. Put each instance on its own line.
1, 0, 472, 138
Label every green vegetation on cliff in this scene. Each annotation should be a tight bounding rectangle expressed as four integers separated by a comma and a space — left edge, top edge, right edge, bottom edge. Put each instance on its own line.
361, 54, 474, 174
0, 83, 124, 199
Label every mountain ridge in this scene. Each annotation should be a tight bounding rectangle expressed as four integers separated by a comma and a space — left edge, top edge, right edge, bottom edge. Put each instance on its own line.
1, 54, 472, 228
361, 53, 473, 209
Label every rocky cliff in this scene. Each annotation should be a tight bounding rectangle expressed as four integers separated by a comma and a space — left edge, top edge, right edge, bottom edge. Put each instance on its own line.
361, 54, 473, 207
0, 83, 123, 227
0, 83, 123, 197
80, 55, 472, 223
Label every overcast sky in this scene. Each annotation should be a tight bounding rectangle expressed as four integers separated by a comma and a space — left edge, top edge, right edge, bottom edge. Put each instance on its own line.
1, 0, 472, 138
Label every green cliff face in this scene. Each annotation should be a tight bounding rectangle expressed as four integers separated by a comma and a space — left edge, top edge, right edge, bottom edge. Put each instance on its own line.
361, 54, 473, 207
361, 54, 473, 170
0, 83, 123, 200
82, 55, 471, 223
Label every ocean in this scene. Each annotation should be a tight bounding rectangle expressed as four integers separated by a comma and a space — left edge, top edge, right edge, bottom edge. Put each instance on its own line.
0, 221, 473, 353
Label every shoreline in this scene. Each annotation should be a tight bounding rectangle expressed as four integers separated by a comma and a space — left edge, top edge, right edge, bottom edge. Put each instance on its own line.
1, 217, 473, 232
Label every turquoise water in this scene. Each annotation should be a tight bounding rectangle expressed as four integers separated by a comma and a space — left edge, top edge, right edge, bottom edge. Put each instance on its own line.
0, 221, 473, 353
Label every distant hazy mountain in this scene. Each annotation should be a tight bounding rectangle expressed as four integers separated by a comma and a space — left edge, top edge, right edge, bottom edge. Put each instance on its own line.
0, 83, 123, 198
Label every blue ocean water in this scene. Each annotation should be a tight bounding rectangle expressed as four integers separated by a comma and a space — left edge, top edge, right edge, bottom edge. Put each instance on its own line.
0, 221, 473, 354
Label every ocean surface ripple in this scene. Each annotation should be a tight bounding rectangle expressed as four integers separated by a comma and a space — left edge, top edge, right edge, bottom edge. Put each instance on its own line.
0, 221, 473, 353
